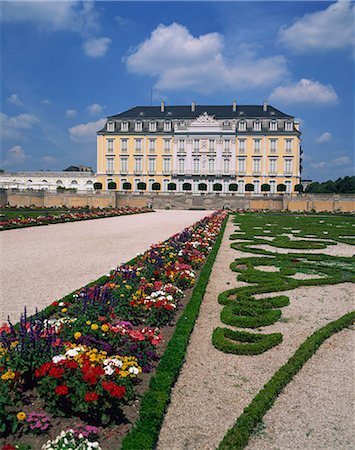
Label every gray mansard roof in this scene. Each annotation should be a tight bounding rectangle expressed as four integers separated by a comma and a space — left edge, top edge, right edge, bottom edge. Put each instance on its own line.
107, 104, 292, 120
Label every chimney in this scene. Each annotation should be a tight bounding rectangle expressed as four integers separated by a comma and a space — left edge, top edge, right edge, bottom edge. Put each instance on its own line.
263, 100, 268, 112
232, 100, 237, 112
161, 100, 165, 112
191, 101, 196, 112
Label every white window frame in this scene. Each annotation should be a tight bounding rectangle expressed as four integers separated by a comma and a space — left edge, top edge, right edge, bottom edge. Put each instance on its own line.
163, 158, 170, 174
149, 122, 157, 132
193, 139, 199, 152
120, 138, 128, 153
134, 157, 142, 174
254, 121, 261, 131
193, 158, 200, 174
269, 158, 277, 175
269, 138, 277, 153
178, 139, 185, 152
120, 158, 128, 174
134, 138, 142, 153
238, 180, 245, 193
208, 158, 215, 174
270, 180, 276, 194
135, 122, 143, 132
178, 158, 185, 174
121, 122, 128, 132
107, 139, 114, 153
209, 139, 215, 152
285, 122, 293, 131
224, 139, 231, 152
163, 139, 171, 153
253, 139, 261, 153
285, 139, 293, 153
238, 157, 246, 175
148, 138, 156, 153
270, 121, 277, 131
164, 122, 171, 132
238, 121, 246, 131
223, 158, 230, 174
148, 158, 156, 175
238, 138, 246, 153
107, 122, 115, 132
106, 157, 114, 173
284, 158, 292, 175
252, 157, 261, 175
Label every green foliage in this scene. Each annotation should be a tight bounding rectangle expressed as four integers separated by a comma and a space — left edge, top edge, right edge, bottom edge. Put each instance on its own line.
218, 311, 355, 450
120, 216, 228, 450
0, 382, 20, 437
305, 176, 355, 194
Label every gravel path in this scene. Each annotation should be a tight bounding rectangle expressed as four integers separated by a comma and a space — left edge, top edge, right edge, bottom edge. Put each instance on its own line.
157, 217, 355, 450
247, 328, 355, 450
0, 210, 213, 323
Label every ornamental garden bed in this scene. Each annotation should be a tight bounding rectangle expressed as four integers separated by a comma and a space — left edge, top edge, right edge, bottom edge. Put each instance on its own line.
0, 211, 227, 450
0, 207, 152, 231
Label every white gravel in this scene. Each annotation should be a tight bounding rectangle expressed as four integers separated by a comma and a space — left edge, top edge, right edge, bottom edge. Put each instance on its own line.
0, 210, 214, 323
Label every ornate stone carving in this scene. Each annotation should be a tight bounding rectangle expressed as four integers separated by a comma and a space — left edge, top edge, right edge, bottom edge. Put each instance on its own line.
192, 111, 219, 125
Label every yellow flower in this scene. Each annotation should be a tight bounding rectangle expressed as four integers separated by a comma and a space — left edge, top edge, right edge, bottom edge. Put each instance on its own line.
74, 332, 82, 340
1, 371, 15, 380
91, 324, 99, 331
120, 294, 125, 298
101, 324, 109, 332
86, 320, 91, 325
10, 340, 19, 349
16, 411, 26, 421
61, 308, 67, 313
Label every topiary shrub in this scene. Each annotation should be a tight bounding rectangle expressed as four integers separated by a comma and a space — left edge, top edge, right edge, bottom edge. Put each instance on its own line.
245, 183, 254, 192
229, 184, 238, 192
93, 182, 102, 190
167, 183, 176, 191
182, 183, 192, 191
213, 183, 223, 192
152, 182, 161, 191
108, 182, 117, 190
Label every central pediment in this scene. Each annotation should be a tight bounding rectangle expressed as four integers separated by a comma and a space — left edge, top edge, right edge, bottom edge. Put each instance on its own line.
190, 111, 220, 127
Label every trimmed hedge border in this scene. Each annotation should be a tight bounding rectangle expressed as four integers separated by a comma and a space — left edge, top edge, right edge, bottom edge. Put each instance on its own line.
120, 215, 228, 450
218, 310, 355, 449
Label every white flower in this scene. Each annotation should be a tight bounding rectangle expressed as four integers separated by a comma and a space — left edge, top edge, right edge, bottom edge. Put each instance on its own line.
128, 366, 139, 374
104, 365, 115, 376
52, 355, 66, 364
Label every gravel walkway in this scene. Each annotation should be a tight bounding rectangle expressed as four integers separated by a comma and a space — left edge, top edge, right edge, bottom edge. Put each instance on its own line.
157, 216, 355, 450
0, 210, 213, 323
247, 328, 355, 450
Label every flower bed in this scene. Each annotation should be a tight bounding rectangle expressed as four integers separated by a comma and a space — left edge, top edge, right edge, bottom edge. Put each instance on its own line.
0, 207, 152, 231
0, 211, 227, 449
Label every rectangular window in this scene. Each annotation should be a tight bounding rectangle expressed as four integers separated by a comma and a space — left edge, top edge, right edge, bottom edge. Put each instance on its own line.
284, 158, 292, 175
285, 122, 293, 131
254, 121, 261, 131
106, 157, 114, 173
253, 158, 261, 175
178, 158, 185, 174
134, 139, 142, 152
269, 139, 277, 153
253, 139, 261, 153
285, 139, 293, 153
238, 139, 246, 153
107, 122, 114, 132
121, 122, 128, 131
149, 138, 156, 153
238, 158, 245, 174
135, 122, 142, 132
270, 180, 276, 194
270, 121, 277, 131
208, 158, 215, 174
107, 139, 114, 153
223, 159, 230, 174
120, 158, 128, 174
163, 158, 170, 174
224, 139, 231, 152
164, 122, 171, 132
179, 139, 185, 151
209, 140, 215, 151
193, 158, 200, 174
148, 158, 156, 174
193, 139, 199, 152
134, 157, 142, 174
238, 121, 246, 131
149, 122, 156, 132
120, 139, 128, 153
269, 158, 277, 175
163, 139, 170, 153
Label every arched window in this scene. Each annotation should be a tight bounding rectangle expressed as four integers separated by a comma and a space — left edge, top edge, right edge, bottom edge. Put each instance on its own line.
198, 183, 207, 191
183, 182, 192, 191
71, 180, 78, 185
213, 183, 222, 192
56, 180, 63, 185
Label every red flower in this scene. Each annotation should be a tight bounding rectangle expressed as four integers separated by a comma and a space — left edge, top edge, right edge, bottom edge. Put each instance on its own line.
55, 385, 69, 396
35, 362, 54, 378
102, 381, 126, 398
2, 444, 17, 450
49, 367, 65, 379
51, 301, 59, 307
65, 360, 78, 369
84, 392, 99, 402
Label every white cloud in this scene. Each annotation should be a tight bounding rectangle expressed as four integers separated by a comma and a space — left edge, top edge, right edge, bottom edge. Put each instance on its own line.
86, 103, 104, 115
310, 161, 327, 170
269, 79, 339, 106
125, 23, 288, 93
7, 94, 24, 106
83, 37, 111, 57
41, 98, 52, 105
69, 118, 106, 143
65, 109, 77, 118
0, 112, 40, 139
316, 132, 332, 144
279, 1, 354, 53
41, 155, 57, 164
331, 156, 352, 166
2, 145, 32, 167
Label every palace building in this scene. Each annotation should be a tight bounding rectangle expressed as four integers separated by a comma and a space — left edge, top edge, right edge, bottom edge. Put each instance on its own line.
96, 101, 301, 195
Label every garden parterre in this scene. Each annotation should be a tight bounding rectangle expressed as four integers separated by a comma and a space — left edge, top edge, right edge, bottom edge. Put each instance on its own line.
0, 207, 152, 231
0, 211, 227, 449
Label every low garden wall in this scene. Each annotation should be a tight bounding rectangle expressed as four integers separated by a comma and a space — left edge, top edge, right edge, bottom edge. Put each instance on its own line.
0, 189, 354, 212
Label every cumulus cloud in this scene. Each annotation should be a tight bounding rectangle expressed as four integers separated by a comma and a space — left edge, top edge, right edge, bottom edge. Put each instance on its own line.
310, 161, 327, 170
7, 94, 24, 106
2, 145, 32, 167
65, 109, 77, 118
83, 37, 111, 57
269, 79, 339, 106
41, 98, 52, 105
86, 103, 104, 115
316, 132, 332, 144
0, 112, 40, 139
125, 23, 288, 93
41, 155, 57, 164
331, 156, 352, 166
279, 1, 354, 53
69, 118, 106, 143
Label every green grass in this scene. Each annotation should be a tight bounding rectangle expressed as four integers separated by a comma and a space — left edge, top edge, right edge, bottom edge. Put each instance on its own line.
0, 208, 76, 220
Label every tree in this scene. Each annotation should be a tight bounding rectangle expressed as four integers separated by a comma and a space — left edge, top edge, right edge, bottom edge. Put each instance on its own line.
294, 184, 304, 193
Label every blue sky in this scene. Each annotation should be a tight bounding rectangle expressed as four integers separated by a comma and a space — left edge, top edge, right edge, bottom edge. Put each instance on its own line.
1, 0, 354, 181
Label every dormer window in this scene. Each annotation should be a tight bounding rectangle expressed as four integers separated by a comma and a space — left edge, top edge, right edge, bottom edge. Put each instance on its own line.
178, 121, 185, 127
238, 121, 246, 131
121, 122, 128, 131
270, 121, 278, 131
254, 121, 261, 131
223, 121, 230, 126
149, 122, 157, 132
135, 122, 143, 132
107, 121, 115, 132
164, 121, 171, 132
285, 121, 293, 131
